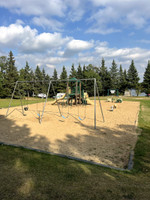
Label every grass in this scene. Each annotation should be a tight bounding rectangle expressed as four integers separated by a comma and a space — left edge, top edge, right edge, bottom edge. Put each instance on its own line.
0, 97, 53, 109
0, 97, 150, 199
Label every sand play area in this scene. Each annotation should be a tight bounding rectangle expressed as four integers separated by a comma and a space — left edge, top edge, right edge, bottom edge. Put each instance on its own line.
0, 100, 140, 169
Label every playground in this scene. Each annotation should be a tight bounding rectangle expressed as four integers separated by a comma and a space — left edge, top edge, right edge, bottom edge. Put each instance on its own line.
0, 98, 139, 168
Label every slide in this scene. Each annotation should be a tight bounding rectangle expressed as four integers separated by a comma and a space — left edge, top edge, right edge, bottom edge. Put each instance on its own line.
51, 94, 66, 105
86, 97, 94, 105
84, 92, 94, 105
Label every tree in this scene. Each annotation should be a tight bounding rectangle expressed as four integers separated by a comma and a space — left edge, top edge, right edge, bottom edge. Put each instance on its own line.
69, 64, 77, 78
142, 60, 150, 95
118, 65, 128, 94
127, 60, 140, 89
84, 64, 102, 96
52, 68, 58, 95
77, 63, 83, 79
59, 66, 68, 92
99, 58, 111, 95
52, 68, 58, 80
0, 56, 7, 97
34, 65, 43, 94
4, 51, 18, 97
109, 59, 119, 90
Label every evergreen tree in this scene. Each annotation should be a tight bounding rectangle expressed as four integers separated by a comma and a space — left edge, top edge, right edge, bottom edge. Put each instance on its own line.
24, 61, 32, 81
142, 60, 150, 95
99, 58, 111, 95
4, 51, 18, 97
127, 60, 140, 89
42, 68, 46, 80
52, 68, 58, 80
34, 65, 43, 94
109, 59, 119, 90
60, 66, 67, 80
77, 63, 83, 79
52, 68, 58, 95
69, 64, 77, 78
118, 65, 127, 94
59, 66, 68, 92
0, 56, 7, 97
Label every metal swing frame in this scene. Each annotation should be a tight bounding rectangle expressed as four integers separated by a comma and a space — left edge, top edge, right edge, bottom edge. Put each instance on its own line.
6, 78, 105, 129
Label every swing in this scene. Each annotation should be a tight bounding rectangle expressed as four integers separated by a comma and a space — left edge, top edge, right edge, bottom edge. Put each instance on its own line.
60, 82, 70, 119
78, 100, 87, 121
51, 82, 67, 118
78, 82, 87, 121
24, 90, 29, 111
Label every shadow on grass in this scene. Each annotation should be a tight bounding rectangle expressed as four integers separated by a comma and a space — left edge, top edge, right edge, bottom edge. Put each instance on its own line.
0, 114, 150, 200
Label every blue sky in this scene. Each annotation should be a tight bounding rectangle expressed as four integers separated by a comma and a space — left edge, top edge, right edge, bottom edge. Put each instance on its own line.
0, 0, 150, 81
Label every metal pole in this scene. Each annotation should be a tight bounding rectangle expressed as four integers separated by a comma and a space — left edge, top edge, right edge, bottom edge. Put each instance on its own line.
96, 81, 105, 122
75, 81, 77, 105
39, 80, 52, 124
6, 81, 18, 117
18, 84, 25, 116
94, 78, 96, 129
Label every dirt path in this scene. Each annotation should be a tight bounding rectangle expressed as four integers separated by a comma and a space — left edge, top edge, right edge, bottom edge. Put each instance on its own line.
0, 100, 140, 168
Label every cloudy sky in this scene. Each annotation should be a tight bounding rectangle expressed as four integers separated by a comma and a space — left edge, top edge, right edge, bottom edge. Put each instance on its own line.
0, 0, 150, 80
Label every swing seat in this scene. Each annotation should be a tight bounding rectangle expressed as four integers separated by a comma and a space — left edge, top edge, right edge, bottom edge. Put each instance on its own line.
78, 116, 86, 121
24, 107, 28, 111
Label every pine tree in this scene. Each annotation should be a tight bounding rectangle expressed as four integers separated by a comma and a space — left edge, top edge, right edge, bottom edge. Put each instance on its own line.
142, 60, 150, 95
24, 61, 32, 81
109, 59, 119, 90
4, 51, 18, 97
118, 65, 127, 94
77, 64, 83, 79
52, 68, 58, 95
69, 64, 77, 78
99, 58, 111, 95
127, 60, 140, 89
60, 66, 67, 80
0, 56, 7, 97
59, 66, 67, 92
34, 65, 43, 94
52, 68, 58, 80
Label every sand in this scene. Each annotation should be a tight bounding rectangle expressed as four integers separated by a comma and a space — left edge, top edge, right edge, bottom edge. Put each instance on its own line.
0, 100, 140, 168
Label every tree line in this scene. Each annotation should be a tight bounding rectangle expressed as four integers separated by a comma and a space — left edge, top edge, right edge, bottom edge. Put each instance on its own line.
0, 51, 150, 98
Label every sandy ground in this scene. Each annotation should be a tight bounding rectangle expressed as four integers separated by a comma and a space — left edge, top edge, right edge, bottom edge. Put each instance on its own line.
0, 100, 140, 168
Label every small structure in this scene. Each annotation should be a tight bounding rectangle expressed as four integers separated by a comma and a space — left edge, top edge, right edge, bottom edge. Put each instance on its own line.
107, 89, 119, 96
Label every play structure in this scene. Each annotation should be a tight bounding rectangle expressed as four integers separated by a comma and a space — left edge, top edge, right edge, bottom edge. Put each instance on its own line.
6, 78, 104, 129
51, 78, 93, 106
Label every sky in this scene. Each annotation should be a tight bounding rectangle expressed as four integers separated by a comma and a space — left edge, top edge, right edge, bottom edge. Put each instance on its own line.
0, 0, 150, 81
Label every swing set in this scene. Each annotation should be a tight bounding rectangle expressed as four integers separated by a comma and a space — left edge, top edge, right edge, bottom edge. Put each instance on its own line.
6, 78, 104, 129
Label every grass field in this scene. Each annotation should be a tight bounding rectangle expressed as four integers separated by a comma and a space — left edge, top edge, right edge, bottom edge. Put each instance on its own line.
0, 98, 53, 109
0, 97, 150, 200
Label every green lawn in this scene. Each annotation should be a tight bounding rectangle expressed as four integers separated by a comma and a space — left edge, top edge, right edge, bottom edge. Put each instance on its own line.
0, 98, 53, 109
0, 97, 150, 200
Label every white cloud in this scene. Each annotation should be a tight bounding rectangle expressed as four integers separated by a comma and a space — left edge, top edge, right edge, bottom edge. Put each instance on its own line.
0, 22, 70, 53
0, 23, 37, 48
1, 0, 150, 34
32, 17, 63, 31
46, 64, 55, 68
63, 39, 94, 57
0, 0, 66, 17
0, 0, 86, 24
67, 39, 93, 51
87, 0, 150, 34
